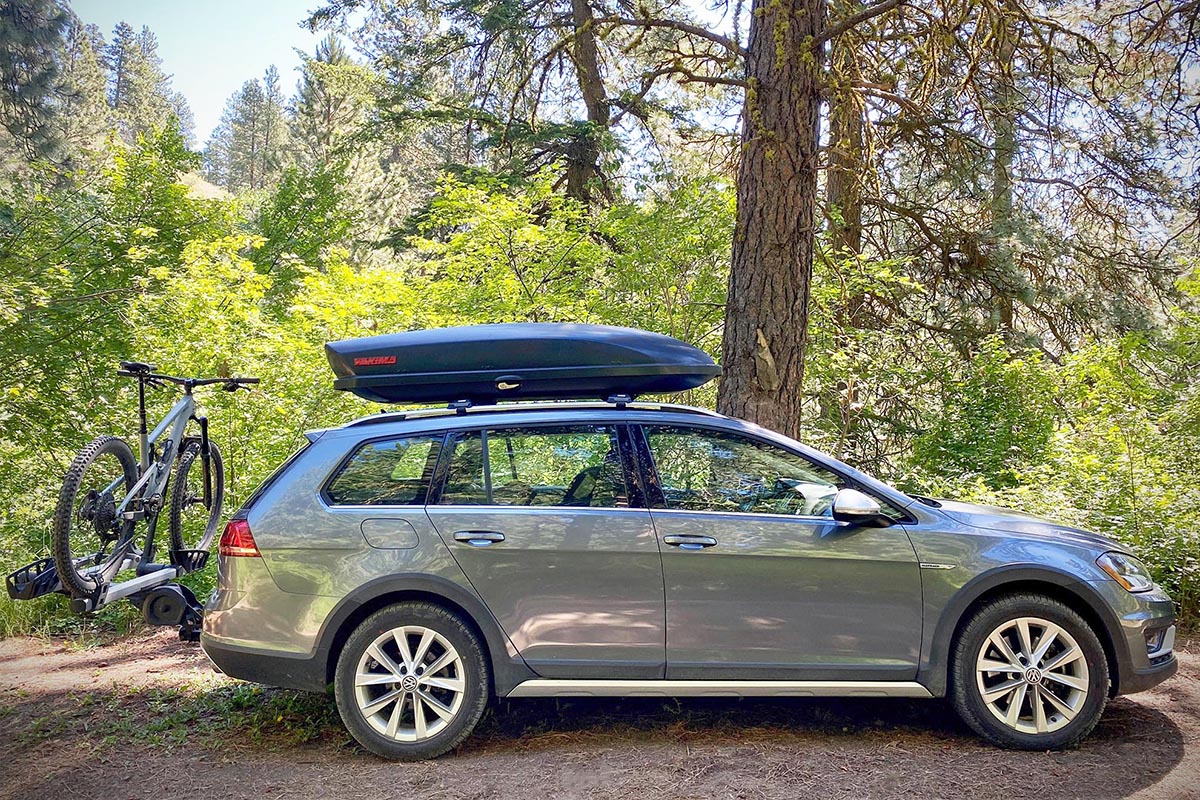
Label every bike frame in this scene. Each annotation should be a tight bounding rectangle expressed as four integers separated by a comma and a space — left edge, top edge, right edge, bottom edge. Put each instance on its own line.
89, 386, 207, 587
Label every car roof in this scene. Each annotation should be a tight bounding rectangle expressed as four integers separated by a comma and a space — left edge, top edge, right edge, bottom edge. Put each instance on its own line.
309, 400, 727, 438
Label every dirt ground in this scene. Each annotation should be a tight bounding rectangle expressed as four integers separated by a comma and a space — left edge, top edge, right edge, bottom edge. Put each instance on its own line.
1, 629, 1197, 800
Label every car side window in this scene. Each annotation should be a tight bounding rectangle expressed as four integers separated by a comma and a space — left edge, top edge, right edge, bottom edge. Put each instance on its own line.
643, 425, 846, 517
325, 435, 441, 505
438, 425, 630, 508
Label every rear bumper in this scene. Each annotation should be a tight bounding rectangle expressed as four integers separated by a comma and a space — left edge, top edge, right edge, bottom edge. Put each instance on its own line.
200, 635, 328, 693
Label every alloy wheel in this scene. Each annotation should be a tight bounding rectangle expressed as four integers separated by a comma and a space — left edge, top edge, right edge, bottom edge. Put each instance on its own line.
353, 625, 467, 742
975, 616, 1090, 735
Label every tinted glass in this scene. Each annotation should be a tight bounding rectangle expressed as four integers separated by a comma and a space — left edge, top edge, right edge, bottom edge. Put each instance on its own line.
644, 426, 844, 516
325, 435, 441, 505
439, 425, 628, 508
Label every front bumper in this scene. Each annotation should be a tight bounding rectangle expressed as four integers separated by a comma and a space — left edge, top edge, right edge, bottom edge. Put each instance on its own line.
1094, 581, 1178, 697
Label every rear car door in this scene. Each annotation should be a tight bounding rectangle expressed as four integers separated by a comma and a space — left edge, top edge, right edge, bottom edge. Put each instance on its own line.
636, 423, 923, 681
424, 423, 665, 679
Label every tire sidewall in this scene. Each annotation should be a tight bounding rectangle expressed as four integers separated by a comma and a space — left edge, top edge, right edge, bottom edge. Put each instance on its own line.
52, 435, 138, 598
952, 594, 1109, 750
334, 602, 489, 760
168, 439, 224, 553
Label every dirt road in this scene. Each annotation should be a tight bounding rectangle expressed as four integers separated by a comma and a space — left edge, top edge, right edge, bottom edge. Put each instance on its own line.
1, 629, 1196, 800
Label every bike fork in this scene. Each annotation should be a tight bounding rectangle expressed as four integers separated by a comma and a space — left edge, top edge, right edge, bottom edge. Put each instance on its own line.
198, 416, 212, 508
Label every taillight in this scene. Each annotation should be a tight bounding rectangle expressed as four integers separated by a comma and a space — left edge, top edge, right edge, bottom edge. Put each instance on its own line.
219, 519, 261, 557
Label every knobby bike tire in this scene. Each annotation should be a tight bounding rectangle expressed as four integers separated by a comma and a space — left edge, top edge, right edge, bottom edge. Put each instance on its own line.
168, 439, 224, 554
52, 435, 139, 598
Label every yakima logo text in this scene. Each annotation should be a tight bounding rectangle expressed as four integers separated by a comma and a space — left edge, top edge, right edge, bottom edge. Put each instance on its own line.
353, 356, 397, 366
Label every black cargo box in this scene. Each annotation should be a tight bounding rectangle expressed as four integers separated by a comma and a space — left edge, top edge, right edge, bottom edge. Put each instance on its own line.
325, 323, 720, 404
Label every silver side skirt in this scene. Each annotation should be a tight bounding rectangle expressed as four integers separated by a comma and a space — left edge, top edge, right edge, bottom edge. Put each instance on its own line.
505, 679, 933, 699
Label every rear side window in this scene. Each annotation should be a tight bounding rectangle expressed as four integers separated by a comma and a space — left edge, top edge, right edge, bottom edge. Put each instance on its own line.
438, 425, 630, 508
325, 435, 442, 506
239, 441, 313, 513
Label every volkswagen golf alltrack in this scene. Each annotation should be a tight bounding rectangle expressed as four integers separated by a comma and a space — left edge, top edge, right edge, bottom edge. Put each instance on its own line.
199, 324, 1177, 760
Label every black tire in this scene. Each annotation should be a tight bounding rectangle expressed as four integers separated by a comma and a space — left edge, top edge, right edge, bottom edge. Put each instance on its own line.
334, 602, 489, 760
951, 593, 1110, 750
168, 439, 224, 554
52, 435, 139, 598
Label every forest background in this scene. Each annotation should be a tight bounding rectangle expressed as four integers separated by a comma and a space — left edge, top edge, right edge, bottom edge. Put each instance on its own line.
0, 0, 1197, 631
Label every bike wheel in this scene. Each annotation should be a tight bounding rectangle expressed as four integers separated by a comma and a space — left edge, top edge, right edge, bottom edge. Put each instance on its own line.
52, 435, 139, 598
168, 440, 224, 554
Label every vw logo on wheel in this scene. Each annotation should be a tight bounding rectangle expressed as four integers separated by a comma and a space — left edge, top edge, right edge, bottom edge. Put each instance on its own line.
1024, 668, 1044, 685
401, 675, 418, 691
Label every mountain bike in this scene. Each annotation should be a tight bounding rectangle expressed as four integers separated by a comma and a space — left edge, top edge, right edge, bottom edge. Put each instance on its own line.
50, 361, 259, 603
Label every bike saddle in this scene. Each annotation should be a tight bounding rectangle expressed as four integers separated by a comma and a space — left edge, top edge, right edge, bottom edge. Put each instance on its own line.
119, 361, 155, 374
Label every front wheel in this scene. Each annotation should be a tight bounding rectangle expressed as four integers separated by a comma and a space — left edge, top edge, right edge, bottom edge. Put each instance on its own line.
951, 593, 1110, 750
52, 435, 139, 598
168, 439, 224, 555
334, 602, 489, 760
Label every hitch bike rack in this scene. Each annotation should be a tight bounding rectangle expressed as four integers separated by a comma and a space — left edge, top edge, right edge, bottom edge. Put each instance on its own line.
6, 552, 207, 641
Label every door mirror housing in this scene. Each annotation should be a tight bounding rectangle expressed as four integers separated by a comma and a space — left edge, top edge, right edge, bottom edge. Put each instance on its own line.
831, 488, 892, 527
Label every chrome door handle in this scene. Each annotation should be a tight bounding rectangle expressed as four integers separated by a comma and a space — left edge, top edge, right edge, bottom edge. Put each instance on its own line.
662, 534, 717, 550
453, 530, 506, 546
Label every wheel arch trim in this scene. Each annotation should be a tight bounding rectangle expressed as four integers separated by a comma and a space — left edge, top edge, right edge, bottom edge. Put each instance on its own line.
312, 573, 537, 696
919, 565, 1127, 697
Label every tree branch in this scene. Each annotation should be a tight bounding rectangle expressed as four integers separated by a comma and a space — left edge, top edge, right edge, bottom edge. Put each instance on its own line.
813, 0, 907, 48
595, 16, 748, 58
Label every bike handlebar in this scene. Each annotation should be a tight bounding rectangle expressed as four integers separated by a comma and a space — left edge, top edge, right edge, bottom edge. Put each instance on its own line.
117, 370, 261, 391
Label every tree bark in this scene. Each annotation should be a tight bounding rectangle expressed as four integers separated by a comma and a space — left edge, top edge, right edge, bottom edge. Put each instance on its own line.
566, 0, 608, 202
989, 11, 1017, 339
717, 0, 828, 441
826, 7, 863, 256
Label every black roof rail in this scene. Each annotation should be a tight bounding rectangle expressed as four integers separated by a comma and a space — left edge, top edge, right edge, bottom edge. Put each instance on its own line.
340, 400, 725, 429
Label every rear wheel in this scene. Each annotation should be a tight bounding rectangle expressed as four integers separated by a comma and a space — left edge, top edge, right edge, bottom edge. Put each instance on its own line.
52, 435, 139, 598
334, 602, 489, 760
951, 593, 1109, 750
168, 439, 224, 555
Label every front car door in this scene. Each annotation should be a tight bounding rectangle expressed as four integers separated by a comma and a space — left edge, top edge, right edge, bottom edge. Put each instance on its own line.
636, 423, 923, 681
424, 423, 665, 679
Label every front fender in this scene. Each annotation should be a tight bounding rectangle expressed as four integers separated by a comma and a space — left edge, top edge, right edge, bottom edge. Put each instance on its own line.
916, 564, 1126, 697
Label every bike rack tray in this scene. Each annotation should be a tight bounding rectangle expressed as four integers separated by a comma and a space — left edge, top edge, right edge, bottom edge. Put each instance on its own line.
68, 563, 182, 614
6, 557, 63, 601
169, 548, 209, 573
10, 552, 204, 640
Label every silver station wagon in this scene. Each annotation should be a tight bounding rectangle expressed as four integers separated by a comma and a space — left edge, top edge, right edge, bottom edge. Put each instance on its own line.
200, 324, 1177, 760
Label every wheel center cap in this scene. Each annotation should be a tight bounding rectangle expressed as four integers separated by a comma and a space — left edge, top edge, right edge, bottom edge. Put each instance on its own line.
1024, 668, 1043, 684
401, 675, 418, 691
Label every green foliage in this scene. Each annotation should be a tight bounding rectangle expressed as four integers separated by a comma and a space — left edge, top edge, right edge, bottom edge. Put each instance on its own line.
910, 338, 1057, 489
104, 22, 192, 144
0, 0, 70, 163
203, 68, 290, 191
251, 162, 356, 297
409, 173, 608, 322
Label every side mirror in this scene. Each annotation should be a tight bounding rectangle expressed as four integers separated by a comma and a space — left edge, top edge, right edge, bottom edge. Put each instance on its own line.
831, 488, 892, 527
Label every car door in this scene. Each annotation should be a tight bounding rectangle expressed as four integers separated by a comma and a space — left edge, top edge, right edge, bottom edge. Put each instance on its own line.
424, 423, 666, 679
636, 423, 923, 681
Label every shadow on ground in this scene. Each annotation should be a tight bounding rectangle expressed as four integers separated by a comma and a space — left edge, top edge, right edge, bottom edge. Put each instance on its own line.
1, 632, 1193, 800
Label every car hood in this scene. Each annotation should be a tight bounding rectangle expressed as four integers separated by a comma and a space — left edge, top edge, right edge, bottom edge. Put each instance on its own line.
935, 499, 1124, 552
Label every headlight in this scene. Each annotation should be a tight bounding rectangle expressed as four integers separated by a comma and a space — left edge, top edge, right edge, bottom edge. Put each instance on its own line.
1097, 552, 1154, 593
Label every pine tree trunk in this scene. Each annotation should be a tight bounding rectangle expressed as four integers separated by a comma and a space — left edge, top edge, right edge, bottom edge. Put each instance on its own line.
566, 0, 608, 202
717, 0, 827, 441
826, 10, 863, 257
990, 13, 1017, 338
